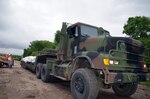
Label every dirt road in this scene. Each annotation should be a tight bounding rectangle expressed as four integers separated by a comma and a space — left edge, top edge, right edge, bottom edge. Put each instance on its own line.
0, 61, 150, 99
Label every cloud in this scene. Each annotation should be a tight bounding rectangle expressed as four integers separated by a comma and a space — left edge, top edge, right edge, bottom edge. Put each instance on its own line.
0, 0, 150, 55
0, 48, 23, 55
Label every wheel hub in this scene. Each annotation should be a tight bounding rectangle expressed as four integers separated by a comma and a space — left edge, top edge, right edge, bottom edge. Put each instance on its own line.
74, 77, 84, 94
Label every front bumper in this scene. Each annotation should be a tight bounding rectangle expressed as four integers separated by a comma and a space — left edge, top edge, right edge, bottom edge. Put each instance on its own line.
104, 72, 150, 84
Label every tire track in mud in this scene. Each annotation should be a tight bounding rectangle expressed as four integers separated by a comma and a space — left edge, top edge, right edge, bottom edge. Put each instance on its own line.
0, 61, 150, 99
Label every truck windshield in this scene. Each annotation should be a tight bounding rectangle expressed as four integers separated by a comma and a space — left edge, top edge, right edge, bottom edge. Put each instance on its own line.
80, 25, 98, 37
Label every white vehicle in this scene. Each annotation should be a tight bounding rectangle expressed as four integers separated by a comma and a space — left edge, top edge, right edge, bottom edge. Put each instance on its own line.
20, 56, 36, 71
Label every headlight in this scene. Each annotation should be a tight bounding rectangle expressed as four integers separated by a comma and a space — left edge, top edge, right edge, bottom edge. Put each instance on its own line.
103, 58, 109, 66
144, 64, 147, 68
109, 60, 119, 65
114, 60, 119, 65
109, 60, 114, 65
103, 58, 119, 66
143, 64, 148, 72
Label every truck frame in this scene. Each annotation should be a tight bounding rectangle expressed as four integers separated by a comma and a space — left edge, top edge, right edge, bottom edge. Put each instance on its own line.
21, 22, 150, 99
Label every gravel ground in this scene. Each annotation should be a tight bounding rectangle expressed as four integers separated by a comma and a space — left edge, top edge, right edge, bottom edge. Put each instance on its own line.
0, 61, 150, 99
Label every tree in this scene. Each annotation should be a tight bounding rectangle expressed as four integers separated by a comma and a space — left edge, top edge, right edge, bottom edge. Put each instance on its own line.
29, 40, 55, 52
23, 40, 55, 57
139, 37, 150, 62
123, 16, 150, 38
23, 48, 32, 57
13, 55, 21, 61
23, 30, 61, 57
54, 30, 61, 45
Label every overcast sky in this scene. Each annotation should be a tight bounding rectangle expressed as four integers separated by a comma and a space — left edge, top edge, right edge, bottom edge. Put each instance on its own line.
0, 0, 150, 55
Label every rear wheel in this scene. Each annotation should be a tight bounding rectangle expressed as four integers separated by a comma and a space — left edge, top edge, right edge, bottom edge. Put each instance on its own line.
23, 62, 27, 69
71, 68, 99, 99
41, 64, 55, 82
36, 63, 42, 79
0, 63, 3, 68
112, 83, 138, 97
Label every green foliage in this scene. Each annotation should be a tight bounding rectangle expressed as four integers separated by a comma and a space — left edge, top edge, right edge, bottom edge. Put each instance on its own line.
23, 29, 61, 57
123, 16, 150, 38
139, 37, 150, 62
13, 55, 21, 61
23, 40, 55, 57
139, 37, 150, 49
23, 48, 32, 57
140, 81, 150, 86
54, 30, 61, 45
30, 40, 55, 51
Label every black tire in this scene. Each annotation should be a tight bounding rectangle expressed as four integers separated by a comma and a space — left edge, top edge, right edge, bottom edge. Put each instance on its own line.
0, 63, 3, 68
41, 64, 55, 82
20, 61, 23, 68
112, 83, 138, 97
21, 61, 27, 69
36, 63, 42, 79
23, 62, 27, 69
71, 68, 99, 99
20, 61, 24, 68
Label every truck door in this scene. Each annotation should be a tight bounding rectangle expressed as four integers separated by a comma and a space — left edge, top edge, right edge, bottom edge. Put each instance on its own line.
67, 25, 79, 59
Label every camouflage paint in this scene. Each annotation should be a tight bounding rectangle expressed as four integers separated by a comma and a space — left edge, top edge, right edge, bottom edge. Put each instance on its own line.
64, 22, 150, 83
43, 22, 150, 83
104, 72, 150, 84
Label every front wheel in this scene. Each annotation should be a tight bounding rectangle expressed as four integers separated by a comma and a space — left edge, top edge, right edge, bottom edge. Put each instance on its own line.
71, 68, 99, 99
112, 83, 138, 97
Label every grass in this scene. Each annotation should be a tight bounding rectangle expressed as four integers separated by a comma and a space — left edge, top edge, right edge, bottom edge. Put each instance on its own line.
140, 81, 150, 86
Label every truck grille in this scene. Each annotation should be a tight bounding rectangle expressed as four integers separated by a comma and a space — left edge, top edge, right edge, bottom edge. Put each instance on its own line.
126, 42, 145, 73
106, 37, 146, 73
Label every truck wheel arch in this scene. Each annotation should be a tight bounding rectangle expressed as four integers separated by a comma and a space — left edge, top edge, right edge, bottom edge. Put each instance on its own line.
73, 56, 94, 69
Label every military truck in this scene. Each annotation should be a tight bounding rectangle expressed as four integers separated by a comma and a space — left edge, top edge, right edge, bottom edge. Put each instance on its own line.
22, 22, 150, 99
0, 53, 14, 68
